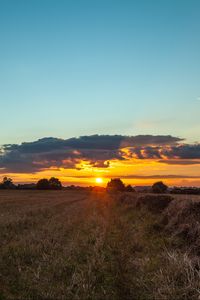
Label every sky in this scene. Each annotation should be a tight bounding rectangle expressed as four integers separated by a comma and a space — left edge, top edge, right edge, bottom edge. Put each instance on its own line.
0, 0, 200, 186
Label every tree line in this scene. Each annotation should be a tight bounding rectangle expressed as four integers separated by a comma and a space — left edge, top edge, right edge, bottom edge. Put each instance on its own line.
106, 178, 168, 193
0, 176, 167, 193
1, 176, 200, 195
0, 177, 62, 190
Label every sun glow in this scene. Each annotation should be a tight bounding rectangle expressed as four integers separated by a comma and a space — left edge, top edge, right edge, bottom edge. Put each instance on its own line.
95, 177, 103, 184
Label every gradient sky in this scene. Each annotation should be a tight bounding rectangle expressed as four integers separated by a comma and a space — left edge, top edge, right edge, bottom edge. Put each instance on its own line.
1, 0, 200, 185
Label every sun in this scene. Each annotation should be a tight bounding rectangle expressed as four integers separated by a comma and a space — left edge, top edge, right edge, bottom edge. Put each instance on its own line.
95, 177, 103, 184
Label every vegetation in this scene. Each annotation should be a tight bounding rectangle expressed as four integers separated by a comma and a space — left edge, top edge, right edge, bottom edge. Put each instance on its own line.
1, 189, 200, 299
170, 187, 200, 195
152, 181, 168, 193
125, 184, 135, 192
136, 194, 173, 213
36, 177, 62, 190
36, 178, 50, 190
106, 178, 125, 192
0, 177, 15, 189
2, 176, 200, 196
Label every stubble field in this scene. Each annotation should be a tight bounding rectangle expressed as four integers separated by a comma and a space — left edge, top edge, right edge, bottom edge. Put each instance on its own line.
1, 190, 200, 300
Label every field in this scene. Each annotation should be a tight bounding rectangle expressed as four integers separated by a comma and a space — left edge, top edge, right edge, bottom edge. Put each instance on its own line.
1, 190, 200, 300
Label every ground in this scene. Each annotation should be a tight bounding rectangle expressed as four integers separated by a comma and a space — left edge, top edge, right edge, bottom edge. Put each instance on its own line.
0, 190, 200, 300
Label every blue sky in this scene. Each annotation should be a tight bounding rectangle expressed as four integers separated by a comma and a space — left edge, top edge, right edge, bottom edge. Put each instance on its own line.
1, 0, 200, 144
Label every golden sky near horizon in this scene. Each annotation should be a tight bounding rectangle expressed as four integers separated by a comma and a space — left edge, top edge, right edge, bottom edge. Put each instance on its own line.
4, 157, 200, 187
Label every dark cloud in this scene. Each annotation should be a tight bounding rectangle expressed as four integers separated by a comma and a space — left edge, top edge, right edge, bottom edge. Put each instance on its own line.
0, 134, 198, 173
126, 144, 200, 161
120, 135, 183, 147
161, 144, 200, 159
3, 134, 182, 153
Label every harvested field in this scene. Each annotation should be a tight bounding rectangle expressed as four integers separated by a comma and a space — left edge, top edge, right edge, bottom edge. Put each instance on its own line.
1, 190, 200, 299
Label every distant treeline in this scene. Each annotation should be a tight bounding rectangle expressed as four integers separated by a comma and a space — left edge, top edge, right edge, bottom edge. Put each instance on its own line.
1, 176, 200, 195
0, 177, 62, 190
170, 187, 200, 195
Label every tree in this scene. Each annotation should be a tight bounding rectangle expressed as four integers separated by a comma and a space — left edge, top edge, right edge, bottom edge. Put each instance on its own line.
36, 178, 62, 190
125, 184, 135, 192
106, 178, 125, 192
152, 181, 168, 194
49, 177, 62, 190
36, 179, 50, 190
0, 177, 15, 189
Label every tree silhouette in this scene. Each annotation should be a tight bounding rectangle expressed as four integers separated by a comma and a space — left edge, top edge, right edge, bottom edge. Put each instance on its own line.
36, 178, 62, 190
36, 179, 50, 190
152, 181, 168, 194
106, 178, 125, 192
49, 177, 62, 190
0, 177, 15, 189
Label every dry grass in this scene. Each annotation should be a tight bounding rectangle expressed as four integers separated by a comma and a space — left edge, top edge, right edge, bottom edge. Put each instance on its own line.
162, 195, 200, 255
152, 250, 200, 299
1, 190, 200, 299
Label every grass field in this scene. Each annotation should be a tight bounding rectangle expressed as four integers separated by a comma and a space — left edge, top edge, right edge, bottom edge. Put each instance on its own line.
1, 190, 200, 300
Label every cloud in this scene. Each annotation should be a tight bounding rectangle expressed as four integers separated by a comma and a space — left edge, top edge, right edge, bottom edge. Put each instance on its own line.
162, 144, 200, 159
3, 134, 182, 152
0, 134, 199, 173
123, 144, 200, 161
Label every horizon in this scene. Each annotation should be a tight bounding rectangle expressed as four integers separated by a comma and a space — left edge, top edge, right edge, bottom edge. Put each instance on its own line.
1, 1, 200, 186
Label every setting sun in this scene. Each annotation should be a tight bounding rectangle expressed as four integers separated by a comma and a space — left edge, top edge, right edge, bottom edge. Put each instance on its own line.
95, 177, 103, 184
